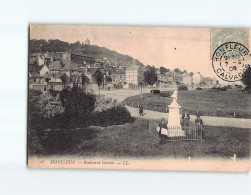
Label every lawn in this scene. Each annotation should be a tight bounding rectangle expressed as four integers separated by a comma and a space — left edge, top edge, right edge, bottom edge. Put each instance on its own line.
32, 118, 251, 159
124, 89, 251, 118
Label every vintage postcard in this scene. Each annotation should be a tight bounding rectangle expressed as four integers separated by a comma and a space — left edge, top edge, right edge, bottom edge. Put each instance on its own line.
28, 24, 251, 172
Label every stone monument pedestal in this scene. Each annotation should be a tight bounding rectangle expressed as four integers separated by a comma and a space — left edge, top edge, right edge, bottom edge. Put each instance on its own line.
167, 91, 185, 137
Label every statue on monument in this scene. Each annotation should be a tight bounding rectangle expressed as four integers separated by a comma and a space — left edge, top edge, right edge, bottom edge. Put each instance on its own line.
167, 90, 185, 137
156, 90, 185, 140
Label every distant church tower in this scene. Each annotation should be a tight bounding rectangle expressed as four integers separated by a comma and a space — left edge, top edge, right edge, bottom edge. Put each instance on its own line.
83, 38, 90, 45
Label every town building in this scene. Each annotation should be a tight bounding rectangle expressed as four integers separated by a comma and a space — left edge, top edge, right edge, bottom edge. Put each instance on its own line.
193, 72, 202, 85
125, 65, 139, 85
86, 67, 101, 84
111, 70, 126, 83
39, 65, 49, 76
83, 38, 90, 45
71, 53, 95, 65
29, 72, 47, 92
47, 82, 64, 91
182, 74, 192, 86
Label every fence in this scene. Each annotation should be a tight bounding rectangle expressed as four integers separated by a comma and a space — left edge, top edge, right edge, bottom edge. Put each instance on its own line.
149, 120, 203, 142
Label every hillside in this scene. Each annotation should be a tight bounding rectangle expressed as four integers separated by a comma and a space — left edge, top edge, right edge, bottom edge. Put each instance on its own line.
29, 39, 144, 67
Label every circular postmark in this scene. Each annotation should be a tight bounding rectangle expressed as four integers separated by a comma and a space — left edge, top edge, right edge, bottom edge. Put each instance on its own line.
212, 42, 250, 82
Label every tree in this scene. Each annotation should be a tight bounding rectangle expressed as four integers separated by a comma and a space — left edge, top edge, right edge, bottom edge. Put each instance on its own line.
174, 68, 182, 73
160, 67, 170, 74
37, 94, 64, 118
59, 86, 96, 122
241, 66, 251, 91
81, 74, 89, 90
94, 69, 104, 95
178, 84, 188, 91
138, 81, 144, 99
28, 90, 43, 121
28, 90, 64, 129
60, 74, 70, 88
145, 65, 152, 71
144, 66, 158, 94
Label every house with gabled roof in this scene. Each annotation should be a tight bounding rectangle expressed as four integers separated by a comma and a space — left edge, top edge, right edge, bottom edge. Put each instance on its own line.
43, 72, 64, 91
111, 70, 126, 83
86, 67, 102, 84
61, 60, 80, 75
49, 60, 82, 76
39, 65, 49, 76
29, 71, 47, 92
49, 60, 64, 74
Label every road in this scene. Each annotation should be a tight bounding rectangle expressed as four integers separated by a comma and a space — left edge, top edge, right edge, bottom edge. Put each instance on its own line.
99, 89, 251, 129
100, 89, 142, 102
126, 106, 251, 129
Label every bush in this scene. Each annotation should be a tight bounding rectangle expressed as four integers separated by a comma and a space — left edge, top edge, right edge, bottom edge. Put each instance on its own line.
60, 86, 96, 122
210, 86, 227, 91
150, 89, 160, 94
208, 89, 220, 92
217, 87, 227, 91
244, 87, 251, 93
27, 129, 46, 155
196, 87, 203, 90
178, 84, 188, 91
94, 95, 122, 112
38, 129, 78, 155
92, 106, 134, 126
159, 91, 172, 97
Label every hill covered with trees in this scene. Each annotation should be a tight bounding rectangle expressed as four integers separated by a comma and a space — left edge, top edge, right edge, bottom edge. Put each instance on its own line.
29, 39, 144, 67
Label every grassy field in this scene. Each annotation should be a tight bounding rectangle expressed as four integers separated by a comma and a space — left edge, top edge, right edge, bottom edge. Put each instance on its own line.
36, 118, 251, 159
124, 89, 251, 118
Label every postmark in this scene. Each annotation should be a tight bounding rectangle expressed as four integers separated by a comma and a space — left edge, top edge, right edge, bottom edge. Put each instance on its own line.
212, 42, 250, 82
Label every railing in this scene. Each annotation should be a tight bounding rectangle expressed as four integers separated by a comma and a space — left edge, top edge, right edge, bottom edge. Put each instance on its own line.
149, 120, 203, 142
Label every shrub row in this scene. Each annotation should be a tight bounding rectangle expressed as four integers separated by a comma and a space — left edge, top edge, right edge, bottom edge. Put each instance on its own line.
178, 84, 188, 91
28, 105, 134, 155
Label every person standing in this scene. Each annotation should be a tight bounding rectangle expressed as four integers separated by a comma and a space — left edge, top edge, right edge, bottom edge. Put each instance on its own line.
182, 110, 190, 127
139, 105, 143, 116
159, 118, 167, 144
195, 114, 203, 138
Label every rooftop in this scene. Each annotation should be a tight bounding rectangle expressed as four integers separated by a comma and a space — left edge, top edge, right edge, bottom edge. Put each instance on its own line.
126, 65, 139, 71
87, 68, 99, 75
114, 70, 126, 74
49, 60, 80, 71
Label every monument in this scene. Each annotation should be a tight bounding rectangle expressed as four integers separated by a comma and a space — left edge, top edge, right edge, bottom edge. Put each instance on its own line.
167, 90, 185, 137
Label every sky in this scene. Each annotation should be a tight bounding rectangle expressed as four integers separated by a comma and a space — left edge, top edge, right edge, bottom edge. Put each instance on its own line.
30, 25, 250, 80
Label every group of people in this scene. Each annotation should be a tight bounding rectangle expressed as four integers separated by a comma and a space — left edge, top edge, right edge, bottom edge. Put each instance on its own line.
181, 110, 204, 129
158, 110, 204, 144
138, 105, 204, 144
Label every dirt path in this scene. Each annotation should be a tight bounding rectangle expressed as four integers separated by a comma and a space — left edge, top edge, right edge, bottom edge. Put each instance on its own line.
99, 89, 251, 129
126, 106, 251, 129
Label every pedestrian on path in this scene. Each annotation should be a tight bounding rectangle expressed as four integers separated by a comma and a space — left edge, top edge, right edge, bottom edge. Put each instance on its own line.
139, 105, 144, 116
159, 118, 167, 144
182, 110, 190, 133
195, 114, 203, 138
182, 110, 190, 125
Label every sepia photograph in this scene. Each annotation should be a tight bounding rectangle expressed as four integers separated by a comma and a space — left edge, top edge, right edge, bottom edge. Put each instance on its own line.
27, 25, 251, 172
1, 0, 251, 194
